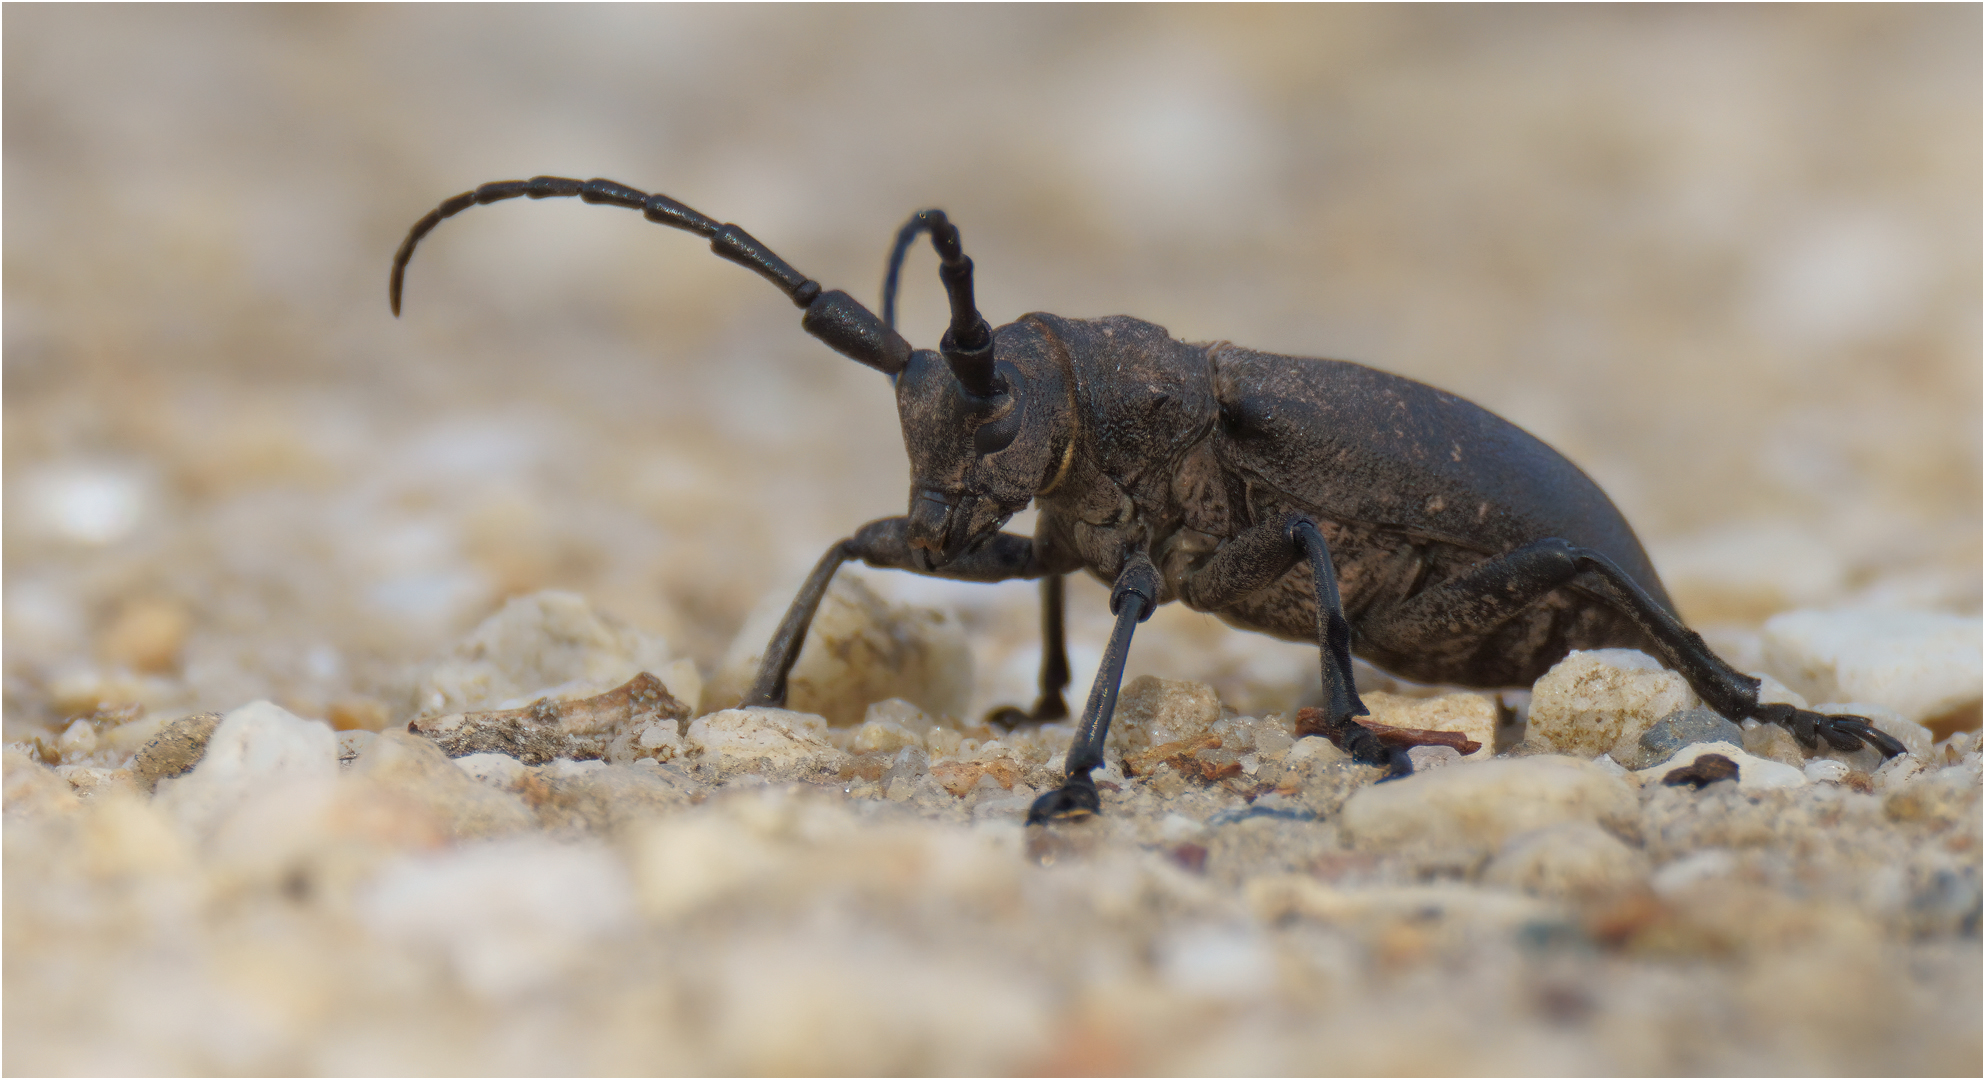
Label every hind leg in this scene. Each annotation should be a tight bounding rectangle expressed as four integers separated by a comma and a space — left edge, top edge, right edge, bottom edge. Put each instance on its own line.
1356, 538, 1904, 757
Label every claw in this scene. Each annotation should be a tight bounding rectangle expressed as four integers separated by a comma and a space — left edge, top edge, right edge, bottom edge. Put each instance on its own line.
1827, 716, 1907, 759
1027, 773, 1100, 824
1753, 702, 1907, 759
1377, 746, 1415, 782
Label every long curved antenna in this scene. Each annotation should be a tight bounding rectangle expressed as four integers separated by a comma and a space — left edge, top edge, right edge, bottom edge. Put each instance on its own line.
879, 209, 998, 399
391, 176, 911, 376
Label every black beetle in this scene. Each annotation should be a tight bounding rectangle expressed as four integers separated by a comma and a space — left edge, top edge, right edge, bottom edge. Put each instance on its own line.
391, 176, 1906, 824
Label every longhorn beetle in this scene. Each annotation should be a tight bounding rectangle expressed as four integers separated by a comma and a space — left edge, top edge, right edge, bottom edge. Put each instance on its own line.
391, 176, 1906, 824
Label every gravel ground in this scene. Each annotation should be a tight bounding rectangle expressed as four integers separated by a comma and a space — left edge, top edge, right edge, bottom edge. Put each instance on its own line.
5, 7, 1979, 1076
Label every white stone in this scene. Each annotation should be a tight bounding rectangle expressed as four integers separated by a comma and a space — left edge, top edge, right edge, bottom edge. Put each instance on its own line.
1407, 744, 1462, 770
155, 700, 338, 838
1631, 741, 1805, 791
1156, 923, 1275, 1001
1804, 758, 1852, 784
704, 574, 972, 727
1650, 848, 1739, 896
1338, 755, 1637, 853
1526, 649, 1701, 760
1287, 737, 1348, 765
1481, 821, 1651, 900
455, 752, 527, 790
356, 837, 637, 998
1160, 812, 1207, 842
352, 732, 536, 839
411, 590, 686, 717
1108, 676, 1222, 757
1762, 608, 1983, 725
1363, 690, 1498, 760
687, 707, 841, 775
851, 718, 924, 755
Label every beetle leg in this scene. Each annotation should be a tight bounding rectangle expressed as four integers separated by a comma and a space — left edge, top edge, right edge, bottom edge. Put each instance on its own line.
987, 574, 1072, 726
743, 517, 1047, 709
1358, 538, 1906, 759
1029, 554, 1161, 823
1176, 515, 1406, 777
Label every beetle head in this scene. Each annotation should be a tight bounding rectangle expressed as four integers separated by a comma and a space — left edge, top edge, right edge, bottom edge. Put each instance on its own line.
894, 323, 1069, 570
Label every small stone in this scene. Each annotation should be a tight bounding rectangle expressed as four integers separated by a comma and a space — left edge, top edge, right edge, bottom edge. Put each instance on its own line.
411, 589, 688, 717
1660, 753, 1740, 790
685, 707, 842, 778
1527, 650, 1701, 760
352, 730, 535, 839
1108, 676, 1222, 758
525, 760, 701, 832
1883, 761, 1983, 829
337, 730, 376, 766
354, 836, 638, 998
412, 672, 689, 765
55, 718, 98, 763
154, 701, 338, 837
1360, 691, 1498, 760
1762, 608, 1983, 726
606, 714, 688, 766
56, 765, 139, 801
3, 749, 81, 817
1406, 744, 1463, 771
1481, 821, 1652, 901
1741, 721, 1807, 767
455, 752, 527, 790
1629, 708, 1745, 770
1804, 758, 1851, 784
851, 717, 924, 755
129, 711, 222, 792
1339, 755, 1638, 854
1632, 741, 1804, 791
703, 574, 972, 726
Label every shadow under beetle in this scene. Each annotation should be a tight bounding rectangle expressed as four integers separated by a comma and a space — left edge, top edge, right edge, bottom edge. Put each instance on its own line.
391, 176, 1906, 824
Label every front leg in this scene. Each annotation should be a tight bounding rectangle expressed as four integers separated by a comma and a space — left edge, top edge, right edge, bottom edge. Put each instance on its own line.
744, 517, 1047, 708
1028, 551, 1162, 823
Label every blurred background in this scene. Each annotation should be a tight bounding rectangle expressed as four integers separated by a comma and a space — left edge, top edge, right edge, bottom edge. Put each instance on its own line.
5, 5, 1978, 735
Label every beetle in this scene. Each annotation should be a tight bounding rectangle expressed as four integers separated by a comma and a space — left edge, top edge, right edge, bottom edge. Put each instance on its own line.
390, 176, 1906, 824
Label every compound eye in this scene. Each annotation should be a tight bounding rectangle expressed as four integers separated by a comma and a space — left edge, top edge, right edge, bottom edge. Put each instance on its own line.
973, 399, 1023, 455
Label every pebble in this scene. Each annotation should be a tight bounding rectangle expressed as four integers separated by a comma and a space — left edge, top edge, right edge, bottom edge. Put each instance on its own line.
1740, 721, 1807, 767
1628, 708, 1746, 770
1881, 763, 1981, 829
351, 731, 535, 840
128, 712, 222, 792
528, 760, 702, 832
1108, 676, 1221, 757
704, 574, 972, 726
1338, 755, 1637, 854
411, 672, 689, 765
686, 707, 844, 778
1803, 759, 1851, 784
3, 749, 82, 817
1361, 691, 1498, 759
355, 836, 637, 998
1480, 821, 1652, 901
154, 700, 338, 837
1526, 650, 1701, 760
410, 590, 693, 717
1631, 741, 1804, 791
1762, 608, 1983, 725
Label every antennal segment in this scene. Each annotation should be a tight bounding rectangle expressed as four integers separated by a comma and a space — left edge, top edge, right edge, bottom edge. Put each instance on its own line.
389, 176, 909, 375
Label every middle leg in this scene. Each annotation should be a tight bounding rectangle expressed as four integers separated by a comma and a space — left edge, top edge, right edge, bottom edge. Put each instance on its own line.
1179, 513, 1412, 775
